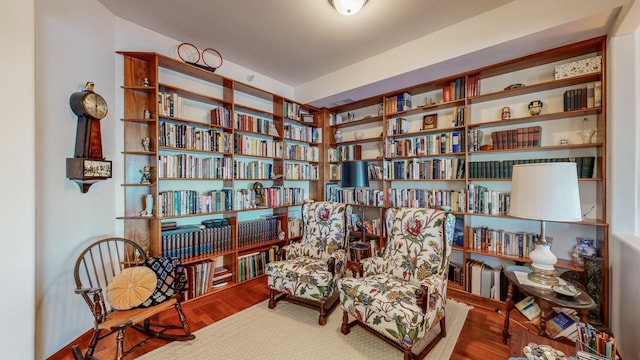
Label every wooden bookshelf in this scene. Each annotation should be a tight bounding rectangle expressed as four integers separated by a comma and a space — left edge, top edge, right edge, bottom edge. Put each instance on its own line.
322, 36, 609, 326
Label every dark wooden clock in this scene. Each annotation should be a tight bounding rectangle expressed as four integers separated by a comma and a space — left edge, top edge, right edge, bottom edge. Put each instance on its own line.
67, 82, 111, 192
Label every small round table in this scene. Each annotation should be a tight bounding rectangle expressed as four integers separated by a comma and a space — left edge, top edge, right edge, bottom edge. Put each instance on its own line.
502, 265, 595, 344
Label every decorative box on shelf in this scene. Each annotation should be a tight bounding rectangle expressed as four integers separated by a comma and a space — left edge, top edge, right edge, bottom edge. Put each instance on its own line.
554, 56, 602, 79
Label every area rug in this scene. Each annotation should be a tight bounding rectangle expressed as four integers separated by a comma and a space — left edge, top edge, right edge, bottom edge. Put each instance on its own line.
138, 299, 472, 359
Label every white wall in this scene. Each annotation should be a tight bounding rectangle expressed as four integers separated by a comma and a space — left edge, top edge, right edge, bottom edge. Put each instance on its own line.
35, 1, 116, 358
0, 1, 36, 359
608, 30, 640, 359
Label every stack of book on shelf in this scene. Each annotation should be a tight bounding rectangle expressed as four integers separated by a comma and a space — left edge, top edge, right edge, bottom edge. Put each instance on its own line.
211, 266, 232, 288
546, 308, 579, 341
183, 259, 215, 300
515, 296, 541, 322
448, 262, 464, 286
237, 245, 280, 283
465, 260, 507, 301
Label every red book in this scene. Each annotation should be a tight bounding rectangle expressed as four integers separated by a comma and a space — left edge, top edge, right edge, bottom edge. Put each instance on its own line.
442, 86, 451, 102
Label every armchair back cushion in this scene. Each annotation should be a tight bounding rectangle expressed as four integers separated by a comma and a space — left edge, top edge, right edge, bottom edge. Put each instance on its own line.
383, 207, 453, 285
300, 201, 349, 260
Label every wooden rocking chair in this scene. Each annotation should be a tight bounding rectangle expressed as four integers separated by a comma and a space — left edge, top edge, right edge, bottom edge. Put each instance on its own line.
71, 237, 194, 360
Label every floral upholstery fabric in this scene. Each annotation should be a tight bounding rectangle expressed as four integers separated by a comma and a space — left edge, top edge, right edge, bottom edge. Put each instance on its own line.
338, 207, 455, 347
267, 201, 351, 303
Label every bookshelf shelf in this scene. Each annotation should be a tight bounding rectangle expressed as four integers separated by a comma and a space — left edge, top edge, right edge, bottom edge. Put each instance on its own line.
322, 36, 609, 326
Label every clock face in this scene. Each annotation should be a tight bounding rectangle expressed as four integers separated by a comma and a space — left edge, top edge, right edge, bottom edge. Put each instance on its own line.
83, 92, 108, 119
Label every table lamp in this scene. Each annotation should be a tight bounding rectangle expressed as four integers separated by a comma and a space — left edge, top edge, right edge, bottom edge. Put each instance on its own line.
341, 161, 370, 242
509, 163, 582, 285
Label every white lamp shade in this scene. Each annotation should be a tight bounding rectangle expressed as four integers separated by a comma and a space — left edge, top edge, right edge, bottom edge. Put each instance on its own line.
509, 163, 582, 222
330, 0, 367, 16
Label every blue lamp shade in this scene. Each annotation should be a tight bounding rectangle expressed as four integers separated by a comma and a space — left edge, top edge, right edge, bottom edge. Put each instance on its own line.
341, 161, 369, 188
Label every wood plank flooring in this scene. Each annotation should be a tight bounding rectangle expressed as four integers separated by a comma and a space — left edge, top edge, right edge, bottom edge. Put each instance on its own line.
50, 277, 537, 360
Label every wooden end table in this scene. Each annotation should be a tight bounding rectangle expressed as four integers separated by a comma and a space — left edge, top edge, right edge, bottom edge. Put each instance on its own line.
502, 265, 595, 344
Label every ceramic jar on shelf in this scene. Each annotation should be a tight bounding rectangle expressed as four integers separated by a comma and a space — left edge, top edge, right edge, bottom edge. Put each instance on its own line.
571, 237, 597, 266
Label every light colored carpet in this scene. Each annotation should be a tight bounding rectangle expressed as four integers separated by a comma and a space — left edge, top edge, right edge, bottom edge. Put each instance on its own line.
137, 298, 472, 359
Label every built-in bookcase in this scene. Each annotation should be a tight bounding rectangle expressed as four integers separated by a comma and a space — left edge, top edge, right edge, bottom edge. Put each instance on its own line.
118, 52, 321, 301
322, 36, 609, 326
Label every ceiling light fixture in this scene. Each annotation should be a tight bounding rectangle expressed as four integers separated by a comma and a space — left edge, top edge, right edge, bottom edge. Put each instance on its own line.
329, 0, 368, 16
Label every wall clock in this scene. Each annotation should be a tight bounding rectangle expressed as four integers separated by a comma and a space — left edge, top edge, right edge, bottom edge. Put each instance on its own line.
66, 81, 111, 193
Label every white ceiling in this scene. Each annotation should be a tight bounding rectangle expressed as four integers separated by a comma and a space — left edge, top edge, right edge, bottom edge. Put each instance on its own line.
98, 0, 632, 108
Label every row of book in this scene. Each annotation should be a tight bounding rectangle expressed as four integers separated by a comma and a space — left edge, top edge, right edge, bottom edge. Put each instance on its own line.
284, 143, 320, 162
467, 226, 537, 258
384, 131, 465, 157
451, 106, 465, 127
234, 160, 274, 179
387, 158, 465, 180
158, 153, 233, 179
158, 188, 234, 217
384, 92, 412, 114
469, 156, 595, 179
182, 260, 216, 300
467, 184, 510, 215
283, 163, 319, 180
160, 224, 232, 259
467, 128, 484, 152
237, 216, 281, 249
387, 188, 467, 212
328, 144, 362, 162
324, 184, 385, 207
234, 186, 305, 210
237, 246, 280, 283
234, 133, 284, 158
490, 126, 541, 150
235, 113, 275, 136
563, 81, 602, 111
158, 91, 185, 118
448, 262, 464, 287
283, 124, 322, 144
159, 121, 233, 152
210, 106, 231, 127
283, 101, 302, 121
288, 217, 303, 238
466, 75, 480, 98
442, 77, 466, 102
465, 260, 508, 301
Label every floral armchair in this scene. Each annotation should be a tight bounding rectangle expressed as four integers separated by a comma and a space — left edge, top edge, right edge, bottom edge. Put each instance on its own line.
266, 201, 351, 325
337, 207, 455, 360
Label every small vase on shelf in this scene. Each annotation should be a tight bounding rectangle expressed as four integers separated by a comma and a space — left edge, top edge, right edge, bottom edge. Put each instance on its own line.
572, 237, 597, 266
334, 130, 343, 143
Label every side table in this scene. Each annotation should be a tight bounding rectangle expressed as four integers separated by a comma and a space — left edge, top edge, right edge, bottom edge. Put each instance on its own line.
502, 265, 595, 344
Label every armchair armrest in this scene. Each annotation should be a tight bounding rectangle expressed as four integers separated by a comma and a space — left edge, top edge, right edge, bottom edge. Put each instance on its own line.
416, 275, 446, 313
277, 242, 303, 260
327, 249, 347, 276
74, 287, 102, 295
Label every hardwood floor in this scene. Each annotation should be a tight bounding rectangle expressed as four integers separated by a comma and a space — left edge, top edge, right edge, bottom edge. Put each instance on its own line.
51, 277, 536, 360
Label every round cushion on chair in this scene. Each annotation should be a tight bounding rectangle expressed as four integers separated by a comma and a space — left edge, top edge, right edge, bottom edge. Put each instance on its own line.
106, 266, 157, 310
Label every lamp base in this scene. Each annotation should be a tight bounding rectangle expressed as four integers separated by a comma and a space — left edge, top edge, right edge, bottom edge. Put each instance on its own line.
527, 267, 559, 286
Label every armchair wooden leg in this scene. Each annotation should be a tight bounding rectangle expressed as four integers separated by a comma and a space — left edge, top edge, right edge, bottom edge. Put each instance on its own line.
403, 347, 412, 360
440, 317, 447, 337
318, 300, 327, 325
268, 289, 276, 309
340, 310, 351, 335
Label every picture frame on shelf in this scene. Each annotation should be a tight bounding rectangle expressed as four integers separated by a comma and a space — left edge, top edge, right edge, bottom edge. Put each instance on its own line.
301, 113, 315, 124
422, 114, 438, 130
